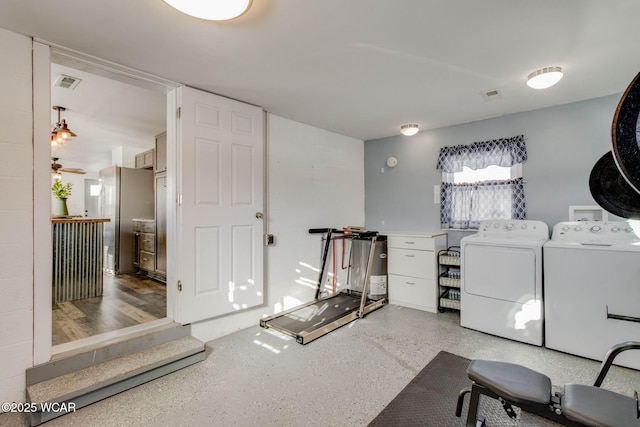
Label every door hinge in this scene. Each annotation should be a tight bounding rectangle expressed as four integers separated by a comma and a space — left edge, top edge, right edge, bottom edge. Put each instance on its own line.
176, 106, 181, 118
177, 280, 183, 292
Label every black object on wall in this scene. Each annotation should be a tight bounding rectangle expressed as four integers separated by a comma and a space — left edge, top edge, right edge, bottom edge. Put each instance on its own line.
589, 151, 640, 219
611, 72, 640, 194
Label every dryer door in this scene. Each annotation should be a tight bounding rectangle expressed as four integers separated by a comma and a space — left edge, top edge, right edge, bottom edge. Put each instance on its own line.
463, 244, 537, 303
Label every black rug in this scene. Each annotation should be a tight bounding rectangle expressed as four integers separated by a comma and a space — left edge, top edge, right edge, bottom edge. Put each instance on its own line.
369, 351, 559, 426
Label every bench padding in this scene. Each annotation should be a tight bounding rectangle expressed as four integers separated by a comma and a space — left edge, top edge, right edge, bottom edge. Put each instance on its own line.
467, 360, 551, 405
563, 384, 640, 427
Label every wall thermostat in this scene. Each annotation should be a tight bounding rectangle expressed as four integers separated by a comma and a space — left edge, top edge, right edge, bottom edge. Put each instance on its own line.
386, 156, 398, 168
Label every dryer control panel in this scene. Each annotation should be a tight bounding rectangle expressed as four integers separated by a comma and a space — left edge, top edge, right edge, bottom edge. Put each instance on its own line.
551, 221, 640, 244
476, 219, 549, 239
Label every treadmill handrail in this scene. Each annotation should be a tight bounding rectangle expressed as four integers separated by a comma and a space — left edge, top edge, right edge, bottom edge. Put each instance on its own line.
308, 228, 345, 234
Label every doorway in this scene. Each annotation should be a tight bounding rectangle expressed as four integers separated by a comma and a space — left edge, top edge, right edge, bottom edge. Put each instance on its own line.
48, 53, 171, 350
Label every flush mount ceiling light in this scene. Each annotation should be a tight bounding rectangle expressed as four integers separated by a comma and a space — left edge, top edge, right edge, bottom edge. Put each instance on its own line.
162, 0, 252, 21
51, 106, 77, 149
400, 124, 420, 136
527, 66, 563, 89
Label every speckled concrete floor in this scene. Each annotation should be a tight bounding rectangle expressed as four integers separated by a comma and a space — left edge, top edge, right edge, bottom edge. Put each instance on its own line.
3, 306, 640, 426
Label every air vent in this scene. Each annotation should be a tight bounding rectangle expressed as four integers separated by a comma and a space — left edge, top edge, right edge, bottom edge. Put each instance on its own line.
481, 89, 503, 101
53, 74, 82, 90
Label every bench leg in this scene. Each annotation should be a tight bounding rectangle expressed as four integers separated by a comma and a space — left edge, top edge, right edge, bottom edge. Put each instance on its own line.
465, 383, 483, 427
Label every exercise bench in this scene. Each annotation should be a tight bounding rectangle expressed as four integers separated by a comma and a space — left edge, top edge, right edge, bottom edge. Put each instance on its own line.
456, 342, 640, 426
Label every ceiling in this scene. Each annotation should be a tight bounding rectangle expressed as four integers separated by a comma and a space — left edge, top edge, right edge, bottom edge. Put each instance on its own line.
50, 63, 166, 172
2, 0, 640, 170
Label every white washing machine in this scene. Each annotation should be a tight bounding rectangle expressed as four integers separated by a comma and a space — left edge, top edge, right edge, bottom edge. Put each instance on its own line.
544, 221, 640, 370
460, 220, 549, 346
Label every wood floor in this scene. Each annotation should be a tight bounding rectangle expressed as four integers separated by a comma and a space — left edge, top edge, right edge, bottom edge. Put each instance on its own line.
52, 273, 167, 346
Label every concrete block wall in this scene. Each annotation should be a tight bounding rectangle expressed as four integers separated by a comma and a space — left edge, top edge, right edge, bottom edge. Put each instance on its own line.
0, 28, 34, 404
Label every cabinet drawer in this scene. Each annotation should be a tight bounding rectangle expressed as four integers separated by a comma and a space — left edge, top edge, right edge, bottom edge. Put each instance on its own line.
387, 235, 435, 251
388, 248, 433, 278
140, 233, 155, 253
140, 221, 155, 233
139, 250, 155, 271
388, 274, 436, 312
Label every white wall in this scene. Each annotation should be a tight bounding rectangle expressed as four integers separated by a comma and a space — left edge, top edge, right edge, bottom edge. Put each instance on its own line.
364, 94, 622, 245
0, 28, 33, 404
191, 114, 365, 342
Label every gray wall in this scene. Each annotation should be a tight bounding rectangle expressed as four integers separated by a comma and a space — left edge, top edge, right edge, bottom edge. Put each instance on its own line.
364, 94, 622, 245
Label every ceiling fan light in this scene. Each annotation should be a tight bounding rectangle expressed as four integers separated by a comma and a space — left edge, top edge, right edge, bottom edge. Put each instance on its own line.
51, 106, 77, 148
58, 120, 77, 137
162, 0, 252, 21
527, 66, 563, 89
400, 124, 420, 136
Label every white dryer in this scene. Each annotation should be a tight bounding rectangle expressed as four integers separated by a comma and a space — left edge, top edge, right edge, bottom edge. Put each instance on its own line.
460, 220, 549, 346
544, 221, 640, 370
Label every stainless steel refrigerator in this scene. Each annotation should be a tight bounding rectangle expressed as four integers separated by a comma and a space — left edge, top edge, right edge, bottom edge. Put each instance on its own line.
99, 166, 154, 275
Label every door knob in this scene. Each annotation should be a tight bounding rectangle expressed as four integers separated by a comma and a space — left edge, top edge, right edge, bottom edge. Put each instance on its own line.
255, 212, 264, 219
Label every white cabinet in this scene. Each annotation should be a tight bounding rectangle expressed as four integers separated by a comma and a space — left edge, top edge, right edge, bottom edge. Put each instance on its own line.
135, 148, 154, 169
155, 131, 166, 173
387, 233, 447, 313
154, 173, 167, 280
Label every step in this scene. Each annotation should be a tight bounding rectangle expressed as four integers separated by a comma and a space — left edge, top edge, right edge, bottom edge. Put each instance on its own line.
27, 321, 191, 386
26, 335, 205, 425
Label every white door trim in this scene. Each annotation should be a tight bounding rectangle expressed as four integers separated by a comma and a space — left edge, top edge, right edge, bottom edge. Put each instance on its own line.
32, 42, 179, 364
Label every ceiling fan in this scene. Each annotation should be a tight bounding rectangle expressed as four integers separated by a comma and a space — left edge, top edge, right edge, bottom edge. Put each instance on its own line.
51, 157, 86, 176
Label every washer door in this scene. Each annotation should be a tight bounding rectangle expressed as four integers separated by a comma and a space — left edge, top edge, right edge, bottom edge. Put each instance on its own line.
463, 244, 537, 303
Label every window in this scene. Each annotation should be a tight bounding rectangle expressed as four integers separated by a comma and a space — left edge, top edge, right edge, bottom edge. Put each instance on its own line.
437, 135, 527, 229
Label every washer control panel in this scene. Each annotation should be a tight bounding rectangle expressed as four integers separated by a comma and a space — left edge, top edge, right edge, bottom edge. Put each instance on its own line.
551, 221, 640, 244
476, 219, 549, 239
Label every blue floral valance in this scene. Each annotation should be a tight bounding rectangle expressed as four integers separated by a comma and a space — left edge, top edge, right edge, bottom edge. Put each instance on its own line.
436, 135, 527, 173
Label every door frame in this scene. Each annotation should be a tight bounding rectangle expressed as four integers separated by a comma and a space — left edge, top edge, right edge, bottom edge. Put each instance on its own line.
33, 41, 180, 364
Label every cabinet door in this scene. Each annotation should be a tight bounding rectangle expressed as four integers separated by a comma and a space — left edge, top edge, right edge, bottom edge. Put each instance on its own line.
156, 132, 167, 172
144, 149, 154, 168
155, 174, 167, 274
135, 153, 144, 169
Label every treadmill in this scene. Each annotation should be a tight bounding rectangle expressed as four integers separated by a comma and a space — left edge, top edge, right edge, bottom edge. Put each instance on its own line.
259, 228, 387, 345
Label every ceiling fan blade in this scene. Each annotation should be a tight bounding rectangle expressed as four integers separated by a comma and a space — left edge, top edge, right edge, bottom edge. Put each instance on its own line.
60, 168, 86, 175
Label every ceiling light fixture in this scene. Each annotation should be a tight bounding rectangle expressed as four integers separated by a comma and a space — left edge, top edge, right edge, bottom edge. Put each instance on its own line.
526, 66, 563, 89
162, 0, 252, 21
51, 106, 77, 149
400, 124, 420, 136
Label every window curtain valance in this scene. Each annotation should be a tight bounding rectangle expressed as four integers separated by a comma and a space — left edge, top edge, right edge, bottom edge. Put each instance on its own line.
436, 135, 527, 173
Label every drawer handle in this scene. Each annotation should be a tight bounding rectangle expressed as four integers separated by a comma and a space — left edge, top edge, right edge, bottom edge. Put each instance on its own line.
405, 241, 416, 245
405, 254, 416, 258
406, 282, 416, 285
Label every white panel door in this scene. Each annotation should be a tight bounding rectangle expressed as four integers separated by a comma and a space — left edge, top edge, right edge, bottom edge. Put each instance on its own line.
175, 86, 264, 324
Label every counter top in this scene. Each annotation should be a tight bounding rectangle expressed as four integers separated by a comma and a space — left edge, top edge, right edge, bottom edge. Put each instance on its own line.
385, 231, 448, 238
51, 217, 111, 224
